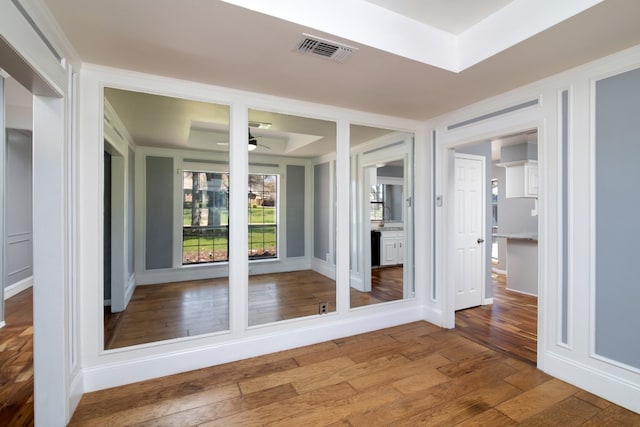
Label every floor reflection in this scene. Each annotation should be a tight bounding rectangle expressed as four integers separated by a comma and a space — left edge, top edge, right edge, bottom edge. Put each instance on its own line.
350, 266, 403, 308
104, 270, 337, 349
104, 267, 405, 349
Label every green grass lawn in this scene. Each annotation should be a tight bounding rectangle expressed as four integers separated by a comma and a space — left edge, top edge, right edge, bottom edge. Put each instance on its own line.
183, 207, 275, 226
182, 222, 277, 263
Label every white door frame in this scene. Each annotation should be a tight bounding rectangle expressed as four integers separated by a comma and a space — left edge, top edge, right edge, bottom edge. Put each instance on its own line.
436, 121, 543, 368
0, 19, 73, 424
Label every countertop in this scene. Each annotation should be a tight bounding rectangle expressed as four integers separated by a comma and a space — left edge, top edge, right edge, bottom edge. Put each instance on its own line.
493, 233, 538, 241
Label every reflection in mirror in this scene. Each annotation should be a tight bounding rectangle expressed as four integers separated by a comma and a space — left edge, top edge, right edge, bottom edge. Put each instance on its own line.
349, 125, 414, 308
247, 109, 337, 326
103, 88, 230, 349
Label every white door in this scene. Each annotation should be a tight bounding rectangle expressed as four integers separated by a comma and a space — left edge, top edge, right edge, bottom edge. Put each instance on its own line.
454, 153, 485, 310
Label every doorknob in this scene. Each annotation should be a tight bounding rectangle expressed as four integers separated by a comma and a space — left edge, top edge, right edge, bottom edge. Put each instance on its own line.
477, 238, 485, 244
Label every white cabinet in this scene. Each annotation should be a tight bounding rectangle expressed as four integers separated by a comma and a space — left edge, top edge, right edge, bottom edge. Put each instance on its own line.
498, 160, 538, 198
380, 230, 404, 265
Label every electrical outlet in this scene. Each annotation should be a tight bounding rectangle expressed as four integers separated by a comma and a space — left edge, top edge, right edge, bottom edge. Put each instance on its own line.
318, 301, 329, 315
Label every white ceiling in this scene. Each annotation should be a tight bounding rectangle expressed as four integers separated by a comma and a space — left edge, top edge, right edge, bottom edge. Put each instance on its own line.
39, 0, 640, 121
104, 87, 395, 157
364, 0, 514, 34
12, 0, 640, 154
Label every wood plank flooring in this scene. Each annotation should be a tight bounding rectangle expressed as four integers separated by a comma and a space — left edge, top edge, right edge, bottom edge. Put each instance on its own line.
455, 273, 538, 365
0, 288, 34, 427
106, 268, 404, 349
351, 266, 404, 308
71, 321, 640, 426
2, 285, 640, 425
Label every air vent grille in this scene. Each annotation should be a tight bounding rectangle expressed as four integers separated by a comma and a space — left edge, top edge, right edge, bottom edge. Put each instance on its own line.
296, 34, 357, 63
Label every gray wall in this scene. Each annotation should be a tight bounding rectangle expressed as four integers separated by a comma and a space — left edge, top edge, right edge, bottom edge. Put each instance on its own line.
313, 162, 330, 260
127, 148, 135, 276
457, 142, 493, 299
6, 129, 33, 287
103, 152, 111, 300
145, 156, 174, 270
493, 141, 539, 273
378, 165, 404, 222
286, 164, 305, 257
594, 67, 640, 369
377, 164, 403, 178
493, 165, 538, 236
500, 141, 538, 162
384, 185, 403, 222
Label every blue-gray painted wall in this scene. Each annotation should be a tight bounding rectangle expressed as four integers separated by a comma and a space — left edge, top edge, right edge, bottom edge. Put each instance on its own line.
127, 147, 135, 276
286, 164, 305, 258
595, 67, 640, 369
6, 129, 33, 287
145, 156, 174, 270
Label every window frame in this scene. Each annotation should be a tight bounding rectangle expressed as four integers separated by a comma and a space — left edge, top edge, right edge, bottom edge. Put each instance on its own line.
179, 160, 281, 266
181, 168, 230, 265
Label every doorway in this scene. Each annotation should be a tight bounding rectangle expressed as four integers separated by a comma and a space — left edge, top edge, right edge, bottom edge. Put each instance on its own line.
1, 75, 36, 422
447, 130, 540, 365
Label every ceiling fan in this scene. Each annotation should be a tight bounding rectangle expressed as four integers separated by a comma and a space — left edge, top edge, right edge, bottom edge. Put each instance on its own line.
216, 129, 271, 150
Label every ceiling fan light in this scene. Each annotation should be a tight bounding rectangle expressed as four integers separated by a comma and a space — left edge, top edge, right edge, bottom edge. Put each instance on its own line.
248, 140, 257, 151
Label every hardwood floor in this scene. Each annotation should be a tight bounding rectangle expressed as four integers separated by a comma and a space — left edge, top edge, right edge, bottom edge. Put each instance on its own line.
71, 321, 640, 426
350, 266, 404, 308
104, 278, 230, 349
106, 269, 404, 349
455, 273, 538, 365
0, 288, 34, 426
248, 271, 336, 326
2, 286, 640, 425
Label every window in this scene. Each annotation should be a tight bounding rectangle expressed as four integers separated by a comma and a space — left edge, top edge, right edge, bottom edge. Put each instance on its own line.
248, 174, 278, 259
370, 184, 384, 220
182, 171, 229, 264
182, 171, 278, 265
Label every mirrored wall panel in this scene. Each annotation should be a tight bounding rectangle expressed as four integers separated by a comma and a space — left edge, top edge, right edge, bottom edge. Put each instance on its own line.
349, 125, 414, 308
247, 109, 337, 326
103, 88, 230, 349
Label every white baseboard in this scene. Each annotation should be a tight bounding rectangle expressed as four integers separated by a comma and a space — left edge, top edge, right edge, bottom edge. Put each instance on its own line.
68, 368, 84, 423
543, 351, 640, 414
492, 267, 507, 275
4, 276, 33, 300
0, 321, 5, 329
483, 297, 494, 305
124, 274, 135, 307
311, 258, 335, 280
505, 286, 538, 297
423, 306, 444, 328
82, 305, 423, 392
350, 274, 364, 292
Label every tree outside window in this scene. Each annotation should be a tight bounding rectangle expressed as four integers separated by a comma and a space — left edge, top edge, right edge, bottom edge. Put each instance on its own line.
182, 171, 278, 265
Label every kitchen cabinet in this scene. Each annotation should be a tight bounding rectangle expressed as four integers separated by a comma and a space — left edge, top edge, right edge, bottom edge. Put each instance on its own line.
498, 160, 538, 198
380, 230, 404, 266
493, 233, 538, 296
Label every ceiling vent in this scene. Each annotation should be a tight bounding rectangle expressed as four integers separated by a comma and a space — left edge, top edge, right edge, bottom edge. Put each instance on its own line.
295, 34, 357, 63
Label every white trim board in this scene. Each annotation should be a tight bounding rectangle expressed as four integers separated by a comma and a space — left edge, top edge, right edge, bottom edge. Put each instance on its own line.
4, 276, 33, 300
544, 351, 640, 414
